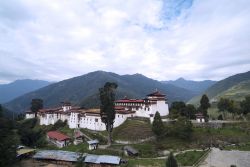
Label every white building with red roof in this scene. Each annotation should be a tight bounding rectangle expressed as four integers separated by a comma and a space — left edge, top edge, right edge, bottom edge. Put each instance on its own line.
115, 91, 169, 122
26, 91, 169, 131
47, 131, 71, 148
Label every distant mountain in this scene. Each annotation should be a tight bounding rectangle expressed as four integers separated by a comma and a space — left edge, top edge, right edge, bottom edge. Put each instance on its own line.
0, 79, 51, 103
162, 78, 216, 94
188, 71, 250, 105
4, 71, 196, 113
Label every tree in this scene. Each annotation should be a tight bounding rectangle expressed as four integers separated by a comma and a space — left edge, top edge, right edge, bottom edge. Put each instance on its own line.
99, 82, 118, 145
166, 152, 178, 167
31, 99, 43, 117
217, 98, 235, 119
152, 111, 164, 137
199, 94, 210, 119
169, 101, 186, 119
17, 119, 47, 147
0, 104, 17, 166
185, 104, 197, 119
240, 96, 250, 115
174, 117, 193, 140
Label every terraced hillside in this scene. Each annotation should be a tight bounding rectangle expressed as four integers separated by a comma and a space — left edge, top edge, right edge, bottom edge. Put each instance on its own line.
112, 119, 153, 141
214, 80, 250, 101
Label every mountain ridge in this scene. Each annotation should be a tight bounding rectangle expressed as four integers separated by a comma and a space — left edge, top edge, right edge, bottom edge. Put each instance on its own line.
162, 77, 216, 93
0, 79, 51, 103
3, 71, 196, 113
188, 70, 250, 105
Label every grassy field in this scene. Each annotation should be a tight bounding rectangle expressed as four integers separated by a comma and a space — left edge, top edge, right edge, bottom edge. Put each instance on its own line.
224, 142, 250, 151
112, 119, 154, 141
176, 150, 207, 166
80, 128, 108, 144
123, 158, 165, 167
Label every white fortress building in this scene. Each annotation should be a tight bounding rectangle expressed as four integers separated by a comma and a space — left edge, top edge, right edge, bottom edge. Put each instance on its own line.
25, 91, 169, 131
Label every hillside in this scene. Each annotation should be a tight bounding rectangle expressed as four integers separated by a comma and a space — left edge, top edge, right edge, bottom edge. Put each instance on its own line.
214, 80, 250, 101
162, 78, 216, 94
188, 71, 250, 104
4, 71, 196, 113
0, 79, 51, 103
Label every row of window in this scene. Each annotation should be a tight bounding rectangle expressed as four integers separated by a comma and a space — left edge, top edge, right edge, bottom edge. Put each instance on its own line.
116, 103, 144, 106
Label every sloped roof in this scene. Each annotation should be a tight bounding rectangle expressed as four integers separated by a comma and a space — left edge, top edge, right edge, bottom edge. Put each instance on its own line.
115, 99, 144, 103
147, 91, 165, 97
124, 146, 138, 154
87, 139, 99, 145
84, 154, 120, 165
33, 150, 81, 162
47, 131, 70, 141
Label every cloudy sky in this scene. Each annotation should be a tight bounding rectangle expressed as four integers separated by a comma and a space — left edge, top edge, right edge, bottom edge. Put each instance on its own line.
0, 0, 250, 83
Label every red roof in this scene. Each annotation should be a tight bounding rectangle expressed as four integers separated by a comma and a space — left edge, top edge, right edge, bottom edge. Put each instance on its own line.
47, 131, 70, 141
147, 91, 165, 97
115, 106, 126, 110
195, 113, 205, 118
115, 99, 144, 103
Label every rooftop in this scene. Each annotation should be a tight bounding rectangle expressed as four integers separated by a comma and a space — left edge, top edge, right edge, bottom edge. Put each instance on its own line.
33, 150, 81, 162
87, 139, 99, 145
84, 154, 121, 165
115, 99, 144, 103
147, 90, 166, 97
47, 131, 70, 141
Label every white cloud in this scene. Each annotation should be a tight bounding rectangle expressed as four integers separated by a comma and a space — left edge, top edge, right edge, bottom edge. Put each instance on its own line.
0, 0, 250, 83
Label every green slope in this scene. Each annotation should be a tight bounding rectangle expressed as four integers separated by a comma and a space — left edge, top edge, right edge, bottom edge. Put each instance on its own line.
214, 80, 250, 101
4, 71, 196, 113
188, 71, 250, 105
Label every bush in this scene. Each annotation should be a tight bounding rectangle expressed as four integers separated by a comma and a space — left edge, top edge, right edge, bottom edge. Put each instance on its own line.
50, 120, 67, 130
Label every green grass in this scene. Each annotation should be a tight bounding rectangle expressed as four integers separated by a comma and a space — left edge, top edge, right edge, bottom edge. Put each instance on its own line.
153, 137, 196, 151
123, 158, 165, 167
80, 128, 107, 144
224, 142, 250, 151
110, 143, 158, 158
176, 150, 207, 166
58, 126, 74, 137
113, 120, 154, 141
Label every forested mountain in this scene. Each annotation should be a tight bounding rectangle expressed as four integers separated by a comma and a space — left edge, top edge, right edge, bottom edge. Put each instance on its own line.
188, 71, 250, 104
0, 79, 51, 103
4, 71, 196, 113
162, 78, 216, 94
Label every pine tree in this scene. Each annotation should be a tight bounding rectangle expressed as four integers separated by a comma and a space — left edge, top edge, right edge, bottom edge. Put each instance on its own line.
166, 152, 178, 167
99, 82, 118, 145
152, 111, 164, 137
31, 98, 43, 117
199, 94, 210, 119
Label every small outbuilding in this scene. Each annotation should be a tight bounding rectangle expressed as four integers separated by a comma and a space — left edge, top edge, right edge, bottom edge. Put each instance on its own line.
123, 146, 139, 157
195, 113, 205, 123
33, 150, 81, 165
47, 131, 71, 148
87, 139, 99, 150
